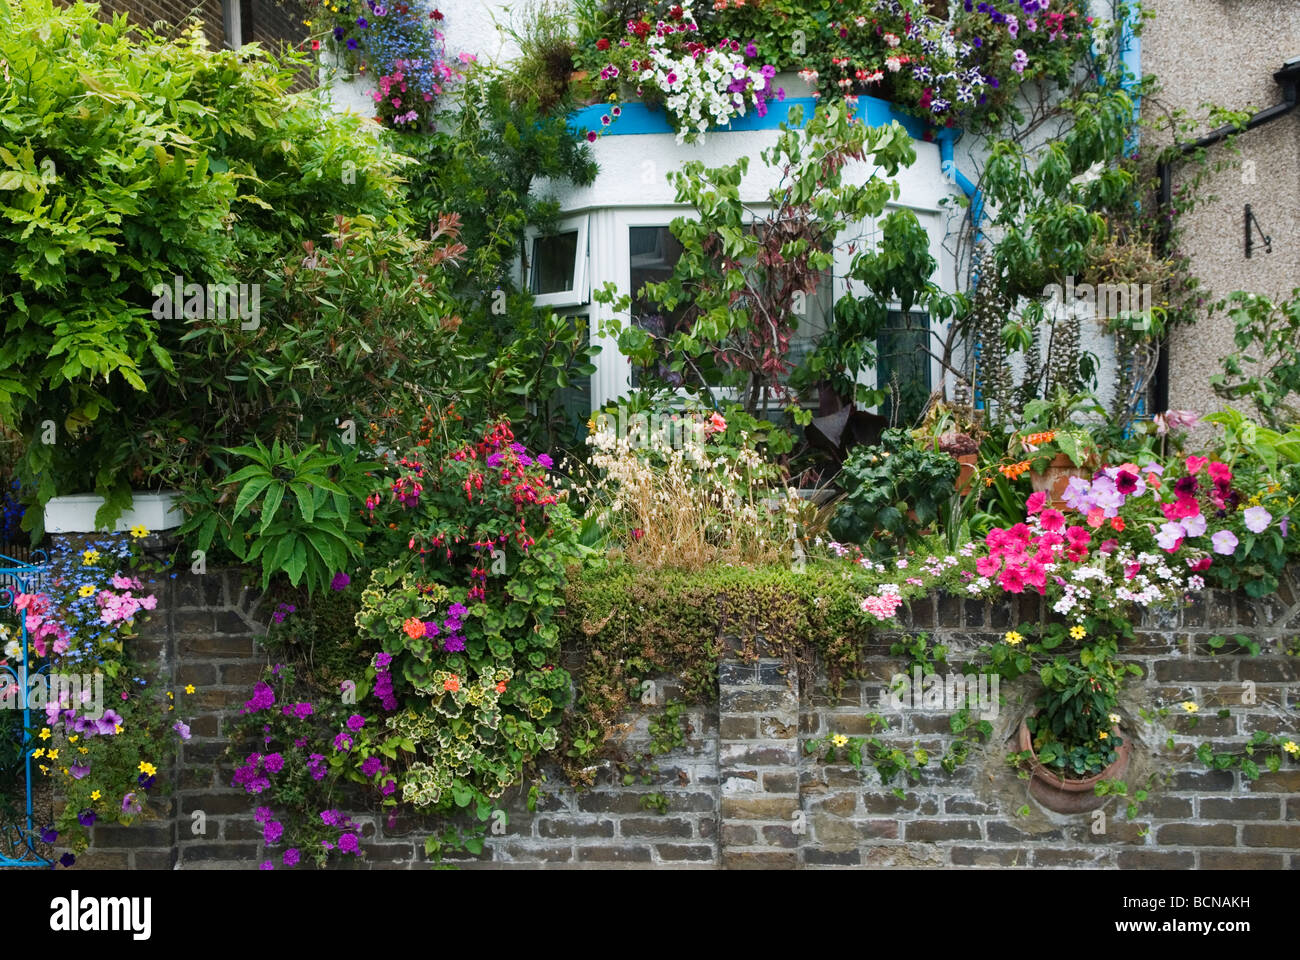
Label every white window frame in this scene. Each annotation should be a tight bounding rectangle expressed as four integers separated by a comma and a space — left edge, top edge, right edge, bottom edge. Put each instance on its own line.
535, 203, 950, 416
524, 215, 590, 308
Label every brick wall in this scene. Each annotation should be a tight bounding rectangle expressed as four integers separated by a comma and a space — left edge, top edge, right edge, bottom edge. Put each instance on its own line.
68, 549, 1300, 869
86, 0, 309, 69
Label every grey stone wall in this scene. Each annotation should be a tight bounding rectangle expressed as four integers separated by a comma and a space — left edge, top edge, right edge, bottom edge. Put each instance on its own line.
72, 563, 1300, 869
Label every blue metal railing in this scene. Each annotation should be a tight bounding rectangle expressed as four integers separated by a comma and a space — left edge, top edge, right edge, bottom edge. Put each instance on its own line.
0, 548, 51, 868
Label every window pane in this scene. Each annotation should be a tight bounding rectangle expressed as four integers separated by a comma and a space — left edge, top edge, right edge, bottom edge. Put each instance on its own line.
785, 273, 833, 397
531, 230, 579, 295
629, 226, 688, 388
877, 311, 932, 427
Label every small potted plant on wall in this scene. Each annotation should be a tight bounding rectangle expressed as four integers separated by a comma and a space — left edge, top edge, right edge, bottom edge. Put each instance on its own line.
1014, 641, 1131, 814
1010, 391, 1103, 508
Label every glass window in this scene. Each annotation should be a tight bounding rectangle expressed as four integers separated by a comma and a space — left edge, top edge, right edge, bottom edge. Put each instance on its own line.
876, 310, 932, 427
530, 230, 580, 296
629, 226, 689, 388
528, 217, 588, 307
629, 225, 832, 402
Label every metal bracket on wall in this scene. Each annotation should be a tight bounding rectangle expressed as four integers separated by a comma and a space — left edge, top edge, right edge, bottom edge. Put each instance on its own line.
1245, 203, 1273, 259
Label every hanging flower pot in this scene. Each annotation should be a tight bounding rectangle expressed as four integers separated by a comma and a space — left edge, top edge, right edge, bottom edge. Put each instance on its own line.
1017, 719, 1130, 814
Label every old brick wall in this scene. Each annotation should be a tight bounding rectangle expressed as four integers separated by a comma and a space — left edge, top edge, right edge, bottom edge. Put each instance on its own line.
86, 0, 310, 76
69, 557, 1300, 869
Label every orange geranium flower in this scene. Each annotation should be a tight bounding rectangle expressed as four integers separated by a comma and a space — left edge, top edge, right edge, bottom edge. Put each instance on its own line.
443, 674, 460, 693
402, 617, 425, 639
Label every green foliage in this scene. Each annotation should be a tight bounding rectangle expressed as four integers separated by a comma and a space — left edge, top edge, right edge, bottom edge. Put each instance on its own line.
804, 714, 928, 790
397, 69, 600, 451
828, 429, 959, 553
1211, 289, 1300, 431
0, 0, 411, 531
184, 437, 375, 595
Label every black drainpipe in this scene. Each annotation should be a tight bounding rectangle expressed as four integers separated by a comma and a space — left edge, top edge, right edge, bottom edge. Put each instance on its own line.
1151, 55, 1300, 413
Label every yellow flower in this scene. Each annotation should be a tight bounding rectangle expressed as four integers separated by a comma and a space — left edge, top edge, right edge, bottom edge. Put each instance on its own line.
91, 790, 101, 801
114, 724, 122, 734
81, 549, 100, 565
68, 735, 77, 743
129, 524, 149, 539
138, 761, 157, 777
831, 734, 848, 748
38, 764, 48, 775
47, 748, 59, 760
1069, 625, 1086, 640
1098, 731, 1109, 740
78, 747, 88, 754
185, 684, 196, 694
1283, 741, 1299, 757
1181, 701, 1199, 714
32, 748, 44, 758
167, 691, 174, 700
78, 584, 96, 597
38, 727, 51, 740
1004, 631, 1024, 646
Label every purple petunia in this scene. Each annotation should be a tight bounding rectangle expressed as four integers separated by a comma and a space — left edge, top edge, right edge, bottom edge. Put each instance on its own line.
77, 810, 96, 827
242, 682, 275, 715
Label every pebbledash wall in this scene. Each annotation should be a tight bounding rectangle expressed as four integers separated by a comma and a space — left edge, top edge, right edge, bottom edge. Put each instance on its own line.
66, 546, 1300, 870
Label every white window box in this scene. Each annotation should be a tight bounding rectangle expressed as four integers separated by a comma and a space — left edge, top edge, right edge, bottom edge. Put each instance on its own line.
44, 492, 184, 534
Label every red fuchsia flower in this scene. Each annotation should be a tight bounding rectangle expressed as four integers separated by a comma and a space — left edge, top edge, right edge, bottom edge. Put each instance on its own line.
1185, 455, 1208, 475
1110, 516, 1126, 532
999, 566, 1026, 593
596, 37, 610, 50
1039, 508, 1065, 533
1085, 508, 1105, 528
1100, 539, 1118, 553
1187, 556, 1213, 572
1026, 491, 1047, 514
975, 556, 1001, 578
1207, 461, 1232, 484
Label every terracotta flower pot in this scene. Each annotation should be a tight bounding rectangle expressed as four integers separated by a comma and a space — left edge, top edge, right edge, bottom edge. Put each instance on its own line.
1029, 453, 1090, 509
1018, 719, 1130, 814
955, 454, 977, 496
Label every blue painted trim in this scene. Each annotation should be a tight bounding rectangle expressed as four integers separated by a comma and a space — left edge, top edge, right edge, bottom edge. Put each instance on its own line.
569, 94, 932, 141
1119, 2, 1142, 157
934, 126, 988, 409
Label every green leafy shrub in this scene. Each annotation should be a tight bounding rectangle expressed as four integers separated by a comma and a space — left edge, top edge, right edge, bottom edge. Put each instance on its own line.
0, 0, 410, 531
829, 429, 959, 553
